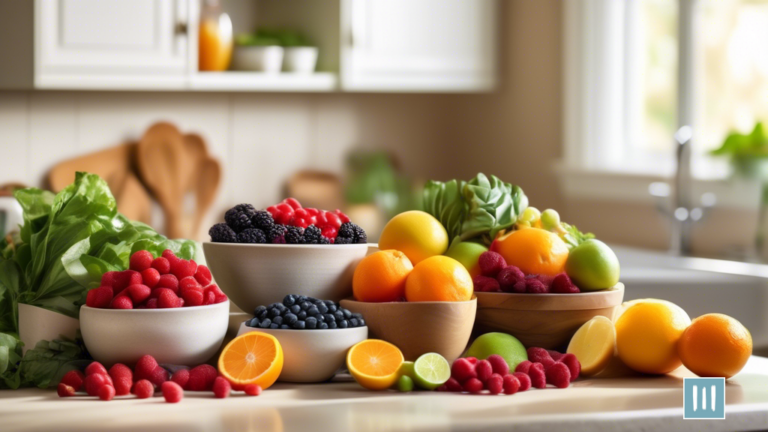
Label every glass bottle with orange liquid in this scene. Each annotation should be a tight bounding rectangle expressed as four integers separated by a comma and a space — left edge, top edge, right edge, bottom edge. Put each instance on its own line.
199, 0, 233, 71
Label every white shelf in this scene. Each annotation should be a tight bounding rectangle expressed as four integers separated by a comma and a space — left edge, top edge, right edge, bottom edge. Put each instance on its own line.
189, 72, 338, 92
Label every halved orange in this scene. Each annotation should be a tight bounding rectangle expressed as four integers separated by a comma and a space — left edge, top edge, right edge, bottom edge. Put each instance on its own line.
347, 339, 404, 390
218, 331, 283, 390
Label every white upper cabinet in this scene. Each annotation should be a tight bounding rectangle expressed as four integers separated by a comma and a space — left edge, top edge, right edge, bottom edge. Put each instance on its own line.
341, 0, 497, 92
35, 0, 191, 89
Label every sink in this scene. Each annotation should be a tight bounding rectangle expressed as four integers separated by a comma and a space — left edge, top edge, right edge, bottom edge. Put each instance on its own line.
613, 246, 768, 347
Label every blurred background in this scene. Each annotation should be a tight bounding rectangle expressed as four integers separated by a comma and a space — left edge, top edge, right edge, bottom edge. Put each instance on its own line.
2, 0, 768, 346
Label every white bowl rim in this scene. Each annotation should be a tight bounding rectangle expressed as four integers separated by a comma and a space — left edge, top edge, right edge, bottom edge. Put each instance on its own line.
203, 242, 371, 250
80, 300, 229, 314
472, 282, 625, 298
238, 323, 368, 335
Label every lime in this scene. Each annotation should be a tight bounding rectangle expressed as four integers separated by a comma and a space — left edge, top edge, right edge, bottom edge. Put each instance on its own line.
412, 353, 450, 390
396, 375, 414, 392
399, 361, 415, 379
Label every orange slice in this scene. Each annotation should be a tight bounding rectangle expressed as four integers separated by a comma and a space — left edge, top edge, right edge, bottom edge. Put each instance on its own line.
218, 331, 283, 390
347, 339, 404, 390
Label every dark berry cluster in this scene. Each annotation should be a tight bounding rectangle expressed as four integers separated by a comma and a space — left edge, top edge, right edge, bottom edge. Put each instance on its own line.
246, 295, 365, 330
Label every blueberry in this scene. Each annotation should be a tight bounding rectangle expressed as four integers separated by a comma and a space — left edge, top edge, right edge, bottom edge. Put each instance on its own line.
259, 318, 272, 328
307, 306, 319, 316
349, 318, 359, 327
328, 304, 338, 313
328, 321, 338, 329
254, 305, 267, 316
317, 303, 329, 314
342, 309, 352, 319
290, 304, 301, 314
334, 310, 344, 321
319, 322, 329, 329
292, 320, 306, 329
324, 314, 336, 323
280, 324, 291, 329
358, 318, 365, 326
316, 314, 325, 323
305, 317, 317, 329
297, 311, 307, 320
297, 296, 308, 304
352, 313, 363, 321
283, 295, 297, 306
299, 301, 311, 311
272, 316, 283, 326
274, 303, 287, 312
339, 320, 349, 328
284, 313, 298, 325
248, 317, 260, 327
269, 308, 282, 318
270, 323, 279, 329
257, 309, 269, 320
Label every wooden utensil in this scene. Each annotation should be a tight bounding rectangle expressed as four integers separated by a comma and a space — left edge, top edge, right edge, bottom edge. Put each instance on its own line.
193, 157, 222, 239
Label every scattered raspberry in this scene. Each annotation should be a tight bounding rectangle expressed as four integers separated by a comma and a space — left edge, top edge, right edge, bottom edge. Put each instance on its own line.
114, 270, 143, 295
133, 379, 154, 399
100, 271, 118, 288
135, 355, 159, 381
212, 376, 231, 398
127, 284, 151, 304
187, 365, 217, 391
149, 366, 169, 386
171, 369, 190, 389
141, 268, 161, 288
161, 381, 183, 403
151, 257, 171, 275
444, 377, 463, 392
157, 274, 179, 293
547, 350, 565, 361
528, 363, 547, 389
551, 273, 580, 293
525, 278, 549, 294
513, 372, 532, 391
110, 295, 133, 309
451, 358, 477, 382
559, 353, 581, 382
463, 378, 484, 394
194, 265, 212, 286
527, 348, 555, 368
158, 289, 181, 308
487, 354, 510, 376
545, 362, 571, 388
244, 384, 262, 396
475, 359, 493, 383
171, 259, 197, 280
515, 360, 533, 374
497, 266, 525, 292
478, 251, 507, 277
503, 374, 520, 394
472, 275, 500, 293
109, 363, 133, 396
130, 250, 154, 272
146, 298, 158, 309
98, 385, 116, 401
57, 383, 75, 397
86, 286, 113, 308
60, 370, 85, 391
487, 373, 504, 395
84, 373, 111, 396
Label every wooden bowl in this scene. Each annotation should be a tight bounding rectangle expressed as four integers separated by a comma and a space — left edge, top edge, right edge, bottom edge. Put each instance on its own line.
340, 298, 477, 362
474, 284, 625, 349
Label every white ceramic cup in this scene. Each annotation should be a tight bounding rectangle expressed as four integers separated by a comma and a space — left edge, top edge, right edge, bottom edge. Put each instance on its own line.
283, 47, 319, 73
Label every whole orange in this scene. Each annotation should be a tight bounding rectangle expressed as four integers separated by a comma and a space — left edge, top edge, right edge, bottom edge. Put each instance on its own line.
405, 255, 473, 302
353, 250, 414, 302
491, 227, 569, 276
678, 313, 752, 378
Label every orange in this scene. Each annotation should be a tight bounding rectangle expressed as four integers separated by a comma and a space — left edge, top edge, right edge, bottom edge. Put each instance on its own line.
405, 255, 473, 302
491, 228, 568, 276
379, 211, 449, 265
218, 331, 283, 390
353, 250, 413, 302
678, 313, 752, 378
347, 339, 404, 390
615, 299, 691, 375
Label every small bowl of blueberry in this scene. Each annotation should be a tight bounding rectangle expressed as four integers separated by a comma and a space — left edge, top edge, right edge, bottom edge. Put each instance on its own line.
237, 295, 368, 383
203, 199, 370, 313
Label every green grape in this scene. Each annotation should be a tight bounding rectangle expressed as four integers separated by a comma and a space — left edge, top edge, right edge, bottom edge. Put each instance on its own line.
541, 209, 561, 230
520, 207, 541, 224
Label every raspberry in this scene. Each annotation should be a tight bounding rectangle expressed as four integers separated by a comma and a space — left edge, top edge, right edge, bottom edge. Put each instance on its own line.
98, 385, 116, 401
527, 348, 555, 368
463, 378, 484, 394
157, 274, 179, 292
86, 286, 113, 308
444, 377, 463, 392
133, 379, 154, 398
149, 366, 169, 386
151, 257, 171, 274
135, 355, 159, 381
472, 275, 500, 293
513, 372, 531, 391
244, 384, 262, 396
512, 281, 527, 293
515, 360, 533, 374
479, 251, 507, 277
503, 374, 521, 394
528, 363, 547, 389
126, 284, 151, 304
179, 276, 200, 292
283, 198, 302, 210
158, 289, 181, 308
545, 362, 571, 388
171, 259, 197, 280
171, 369, 190, 389
60, 370, 85, 391
547, 350, 565, 361
497, 266, 525, 292
109, 363, 133, 396
487, 373, 504, 395
321, 226, 337, 239
214, 294, 228, 304
86, 361, 108, 376
465, 357, 478, 365
100, 271, 118, 288
324, 212, 341, 229
181, 286, 204, 307
212, 376, 231, 398
162, 249, 182, 266
487, 355, 510, 376
335, 209, 350, 224
110, 296, 133, 309
451, 358, 477, 382
141, 268, 161, 288
475, 360, 493, 383
525, 278, 549, 294
551, 273, 580, 293
187, 365, 217, 391
114, 270, 143, 295
161, 381, 183, 403
130, 250, 154, 272
194, 265, 212, 286
202, 290, 216, 305
84, 373, 111, 396
57, 383, 76, 397
559, 353, 581, 381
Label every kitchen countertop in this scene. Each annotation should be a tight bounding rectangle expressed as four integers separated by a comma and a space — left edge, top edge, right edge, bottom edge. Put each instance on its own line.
2, 357, 768, 432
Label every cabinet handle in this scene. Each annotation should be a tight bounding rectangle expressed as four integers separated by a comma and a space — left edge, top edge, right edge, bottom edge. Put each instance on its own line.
175, 22, 188, 36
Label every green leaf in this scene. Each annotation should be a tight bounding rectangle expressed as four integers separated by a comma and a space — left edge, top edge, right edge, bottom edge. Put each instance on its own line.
461, 174, 528, 243
0, 332, 22, 389
18, 333, 89, 389
422, 179, 467, 240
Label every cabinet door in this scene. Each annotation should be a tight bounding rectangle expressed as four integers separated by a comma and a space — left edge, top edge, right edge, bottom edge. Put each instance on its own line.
36, 0, 190, 88
341, 0, 496, 92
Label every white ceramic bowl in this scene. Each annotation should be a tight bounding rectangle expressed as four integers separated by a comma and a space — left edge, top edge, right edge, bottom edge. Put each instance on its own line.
283, 47, 318, 73
80, 301, 229, 366
237, 322, 367, 382
232, 46, 284, 73
203, 242, 368, 314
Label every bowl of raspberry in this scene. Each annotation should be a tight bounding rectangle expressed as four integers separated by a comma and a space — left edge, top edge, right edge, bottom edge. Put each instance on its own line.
203, 200, 369, 312
80, 249, 230, 366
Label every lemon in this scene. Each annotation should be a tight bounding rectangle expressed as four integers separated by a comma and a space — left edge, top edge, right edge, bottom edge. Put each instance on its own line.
379, 211, 448, 265
567, 316, 616, 376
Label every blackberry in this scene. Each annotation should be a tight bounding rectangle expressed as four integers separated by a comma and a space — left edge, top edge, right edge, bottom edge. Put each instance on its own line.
268, 224, 287, 243
334, 236, 353, 245
303, 225, 323, 244
338, 222, 355, 239
209, 223, 237, 243
251, 211, 275, 231
319, 236, 331, 245
237, 228, 267, 244
225, 204, 256, 232
352, 224, 367, 243
339, 222, 367, 243
285, 226, 304, 244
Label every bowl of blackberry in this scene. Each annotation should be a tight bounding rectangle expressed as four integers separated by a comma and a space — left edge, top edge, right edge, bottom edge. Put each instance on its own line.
203, 199, 370, 313
238, 294, 368, 382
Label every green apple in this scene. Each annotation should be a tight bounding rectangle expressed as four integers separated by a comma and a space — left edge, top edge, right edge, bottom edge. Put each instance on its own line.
444, 239, 488, 277
464, 332, 527, 370
565, 239, 620, 291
